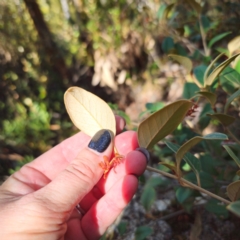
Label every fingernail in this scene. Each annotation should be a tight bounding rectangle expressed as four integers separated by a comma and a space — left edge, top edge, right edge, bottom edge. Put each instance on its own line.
136, 147, 150, 163
88, 129, 113, 153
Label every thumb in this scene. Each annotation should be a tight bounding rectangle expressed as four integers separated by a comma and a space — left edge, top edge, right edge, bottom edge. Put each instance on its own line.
36, 129, 114, 212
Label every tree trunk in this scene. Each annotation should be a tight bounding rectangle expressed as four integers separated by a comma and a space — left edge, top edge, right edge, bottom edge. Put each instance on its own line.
23, 0, 70, 81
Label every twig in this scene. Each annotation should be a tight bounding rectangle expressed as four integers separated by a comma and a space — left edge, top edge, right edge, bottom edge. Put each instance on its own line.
160, 209, 185, 221
146, 166, 231, 205
226, 128, 240, 146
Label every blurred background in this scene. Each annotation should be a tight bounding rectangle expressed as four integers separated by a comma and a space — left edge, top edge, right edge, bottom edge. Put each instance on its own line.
1, 0, 240, 239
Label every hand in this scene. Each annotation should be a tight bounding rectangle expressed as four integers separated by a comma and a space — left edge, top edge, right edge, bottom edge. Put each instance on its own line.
0, 116, 148, 240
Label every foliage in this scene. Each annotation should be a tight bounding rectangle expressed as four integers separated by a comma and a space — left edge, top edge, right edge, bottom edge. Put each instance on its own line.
1, 0, 240, 238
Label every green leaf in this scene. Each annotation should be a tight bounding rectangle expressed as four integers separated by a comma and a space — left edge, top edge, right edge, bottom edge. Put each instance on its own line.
205, 199, 229, 218
146, 176, 167, 188
161, 37, 174, 53
176, 133, 228, 177
208, 32, 232, 48
140, 186, 156, 211
227, 180, 240, 201
207, 113, 235, 126
205, 53, 240, 87
117, 221, 127, 236
194, 65, 208, 87
135, 226, 153, 240
168, 54, 193, 75
184, 172, 215, 189
227, 200, 240, 217
219, 67, 240, 88
166, 141, 201, 186
176, 187, 194, 204
138, 100, 194, 149
146, 102, 164, 113
197, 91, 217, 106
224, 88, 240, 113
223, 145, 240, 167
183, 83, 199, 99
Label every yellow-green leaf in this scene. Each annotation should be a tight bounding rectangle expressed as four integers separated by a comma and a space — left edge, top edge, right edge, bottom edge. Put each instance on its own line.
176, 133, 228, 177
64, 87, 116, 137
228, 36, 240, 56
207, 113, 235, 126
197, 91, 217, 107
138, 100, 193, 149
169, 54, 193, 75
205, 53, 240, 87
227, 180, 240, 201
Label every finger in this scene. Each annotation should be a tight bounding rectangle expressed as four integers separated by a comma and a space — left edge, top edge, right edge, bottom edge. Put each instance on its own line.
34, 129, 114, 213
82, 175, 138, 239
79, 147, 148, 212
24, 115, 126, 180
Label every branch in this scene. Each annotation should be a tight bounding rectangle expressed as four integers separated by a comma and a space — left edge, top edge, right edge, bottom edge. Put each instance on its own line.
146, 166, 231, 205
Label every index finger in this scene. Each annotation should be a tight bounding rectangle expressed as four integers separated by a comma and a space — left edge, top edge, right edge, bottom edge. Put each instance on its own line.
27, 116, 126, 180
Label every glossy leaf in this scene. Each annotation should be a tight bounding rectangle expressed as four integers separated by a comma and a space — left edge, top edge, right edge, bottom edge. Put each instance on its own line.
64, 87, 116, 137
227, 180, 240, 201
207, 113, 235, 126
168, 54, 193, 74
176, 133, 228, 177
219, 67, 240, 87
208, 32, 231, 48
138, 100, 194, 149
205, 53, 240, 87
224, 89, 240, 113
227, 200, 240, 217
197, 91, 216, 107
166, 141, 201, 186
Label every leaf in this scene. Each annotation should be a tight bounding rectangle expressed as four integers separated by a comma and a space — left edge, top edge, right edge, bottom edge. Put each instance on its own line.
227, 200, 240, 217
168, 54, 193, 75
185, 0, 202, 14
189, 213, 202, 240
159, 162, 176, 173
224, 145, 240, 167
207, 113, 235, 126
205, 53, 240, 87
208, 32, 232, 48
237, 170, 240, 176
140, 187, 156, 211
135, 226, 153, 240
227, 180, 240, 201
197, 91, 217, 107
138, 100, 194, 149
204, 53, 224, 84
176, 187, 194, 204
176, 133, 228, 177
166, 141, 201, 186
161, 37, 174, 53
228, 36, 240, 56
194, 64, 208, 87
64, 87, 116, 137
219, 67, 240, 87
183, 83, 199, 99
224, 88, 240, 113
205, 199, 229, 218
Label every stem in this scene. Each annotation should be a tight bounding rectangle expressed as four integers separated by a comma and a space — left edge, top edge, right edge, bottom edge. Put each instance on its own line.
199, 17, 209, 57
226, 128, 240, 146
146, 166, 231, 205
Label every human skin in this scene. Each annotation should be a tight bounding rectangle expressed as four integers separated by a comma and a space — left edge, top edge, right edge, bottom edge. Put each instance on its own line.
0, 116, 147, 240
